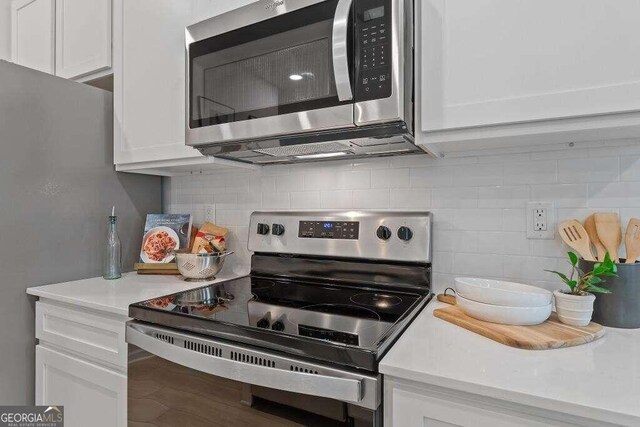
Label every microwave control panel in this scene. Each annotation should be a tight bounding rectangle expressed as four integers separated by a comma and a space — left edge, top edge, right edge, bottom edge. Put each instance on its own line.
355, 0, 392, 101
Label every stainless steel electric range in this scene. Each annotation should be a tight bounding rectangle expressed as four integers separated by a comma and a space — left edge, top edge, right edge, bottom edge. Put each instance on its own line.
126, 211, 432, 426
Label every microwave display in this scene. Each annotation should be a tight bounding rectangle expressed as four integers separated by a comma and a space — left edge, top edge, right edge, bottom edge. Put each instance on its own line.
364, 6, 385, 22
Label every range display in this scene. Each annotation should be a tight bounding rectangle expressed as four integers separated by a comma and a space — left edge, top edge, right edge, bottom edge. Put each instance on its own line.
298, 220, 360, 239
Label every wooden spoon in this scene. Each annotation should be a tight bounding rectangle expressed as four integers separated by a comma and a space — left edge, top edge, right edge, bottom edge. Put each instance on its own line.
594, 213, 622, 263
625, 218, 640, 264
558, 220, 596, 261
584, 214, 607, 261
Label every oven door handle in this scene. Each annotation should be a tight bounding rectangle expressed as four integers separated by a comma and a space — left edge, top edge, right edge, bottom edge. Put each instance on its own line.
126, 324, 364, 403
332, 0, 354, 101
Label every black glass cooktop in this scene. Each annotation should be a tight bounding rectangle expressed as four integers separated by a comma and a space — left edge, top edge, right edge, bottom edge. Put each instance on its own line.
129, 276, 430, 371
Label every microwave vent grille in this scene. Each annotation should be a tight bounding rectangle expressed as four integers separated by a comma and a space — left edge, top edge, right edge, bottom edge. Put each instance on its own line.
253, 141, 350, 157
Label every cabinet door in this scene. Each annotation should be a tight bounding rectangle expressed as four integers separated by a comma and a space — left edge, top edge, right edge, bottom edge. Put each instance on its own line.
388, 386, 562, 427
11, 0, 55, 74
36, 345, 126, 427
114, 0, 255, 166
383, 379, 589, 427
421, 0, 640, 132
55, 0, 112, 79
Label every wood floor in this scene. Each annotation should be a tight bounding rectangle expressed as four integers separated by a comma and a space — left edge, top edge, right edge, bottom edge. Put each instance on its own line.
128, 356, 344, 427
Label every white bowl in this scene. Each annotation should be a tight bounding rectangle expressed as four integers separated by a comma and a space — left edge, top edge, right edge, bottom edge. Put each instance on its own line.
454, 277, 552, 307
456, 294, 552, 326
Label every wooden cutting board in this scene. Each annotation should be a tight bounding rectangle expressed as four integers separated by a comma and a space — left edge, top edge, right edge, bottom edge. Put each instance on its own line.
433, 297, 605, 350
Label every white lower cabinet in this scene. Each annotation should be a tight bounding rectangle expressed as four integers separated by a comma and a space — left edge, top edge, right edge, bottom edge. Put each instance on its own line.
36, 345, 126, 427
384, 378, 611, 427
34, 300, 128, 427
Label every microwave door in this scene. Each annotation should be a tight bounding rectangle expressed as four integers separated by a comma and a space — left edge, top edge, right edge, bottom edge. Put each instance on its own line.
186, 0, 356, 147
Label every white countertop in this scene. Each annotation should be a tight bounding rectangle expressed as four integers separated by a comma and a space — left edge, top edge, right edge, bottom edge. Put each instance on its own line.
27, 271, 245, 317
380, 301, 640, 426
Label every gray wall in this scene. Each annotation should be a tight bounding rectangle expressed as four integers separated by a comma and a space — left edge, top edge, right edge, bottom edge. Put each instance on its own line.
0, 61, 161, 404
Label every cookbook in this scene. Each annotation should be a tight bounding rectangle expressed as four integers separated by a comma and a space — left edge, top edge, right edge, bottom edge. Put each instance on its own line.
139, 214, 192, 263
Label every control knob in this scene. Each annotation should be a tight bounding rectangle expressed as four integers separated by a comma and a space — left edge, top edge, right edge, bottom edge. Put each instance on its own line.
272, 224, 285, 236
271, 320, 285, 331
257, 223, 270, 235
397, 226, 413, 242
256, 316, 270, 329
376, 225, 392, 240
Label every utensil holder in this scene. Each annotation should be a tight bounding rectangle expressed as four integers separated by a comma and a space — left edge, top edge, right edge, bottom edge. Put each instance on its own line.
578, 259, 640, 328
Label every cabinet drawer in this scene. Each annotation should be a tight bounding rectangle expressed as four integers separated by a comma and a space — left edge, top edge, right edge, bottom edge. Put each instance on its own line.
36, 301, 127, 368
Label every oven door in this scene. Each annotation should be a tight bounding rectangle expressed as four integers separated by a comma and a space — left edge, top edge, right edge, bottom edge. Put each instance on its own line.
126, 321, 380, 418
186, 0, 356, 147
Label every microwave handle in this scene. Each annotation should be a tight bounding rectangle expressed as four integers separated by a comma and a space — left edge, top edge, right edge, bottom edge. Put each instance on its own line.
332, 0, 354, 101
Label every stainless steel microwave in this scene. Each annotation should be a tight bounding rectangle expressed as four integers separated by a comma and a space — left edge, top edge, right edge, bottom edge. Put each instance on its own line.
185, 0, 422, 164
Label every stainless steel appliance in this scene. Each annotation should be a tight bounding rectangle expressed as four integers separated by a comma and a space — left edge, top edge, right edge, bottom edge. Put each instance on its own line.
126, 211, 432, 426
185, 0, 422, 164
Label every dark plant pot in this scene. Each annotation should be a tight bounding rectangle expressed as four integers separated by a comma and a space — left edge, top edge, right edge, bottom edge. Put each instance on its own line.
578, 259, 640, 328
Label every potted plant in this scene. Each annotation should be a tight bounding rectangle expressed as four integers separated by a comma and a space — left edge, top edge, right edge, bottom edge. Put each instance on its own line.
546, 252, 617, 326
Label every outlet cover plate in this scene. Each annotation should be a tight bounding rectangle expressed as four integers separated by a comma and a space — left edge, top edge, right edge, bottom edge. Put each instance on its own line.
527, 201, 554, 239
204, 204, 216, 223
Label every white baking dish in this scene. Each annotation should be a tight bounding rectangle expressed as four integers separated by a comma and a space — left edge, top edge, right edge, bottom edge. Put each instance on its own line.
456, 294, 552, 326
454, 277, 552, 308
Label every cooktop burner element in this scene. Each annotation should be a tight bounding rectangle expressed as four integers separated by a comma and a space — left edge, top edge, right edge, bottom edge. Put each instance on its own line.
129, 211, 433, 372
300, 303, 381, 321
350, 293, 403, 308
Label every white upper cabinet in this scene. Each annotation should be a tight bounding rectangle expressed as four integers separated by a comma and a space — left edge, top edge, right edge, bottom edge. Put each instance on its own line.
113, 0, 257, 175
418, 0, 640, 153
11, 0, 112, 81
11, 0, 55, 74
55, 0, 112, 80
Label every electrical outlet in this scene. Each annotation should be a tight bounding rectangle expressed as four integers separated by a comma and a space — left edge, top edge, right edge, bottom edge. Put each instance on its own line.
527, 202, 554, 239
204, 204, 216, 223
534, 207, 547, 231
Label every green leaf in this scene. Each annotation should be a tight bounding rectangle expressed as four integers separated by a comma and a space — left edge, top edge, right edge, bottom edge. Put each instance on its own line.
545, 270, 570, 283
590, 276, 604, 284
587, 284, 612, 294
568, 252, 579, 266
566, 280, 578, 290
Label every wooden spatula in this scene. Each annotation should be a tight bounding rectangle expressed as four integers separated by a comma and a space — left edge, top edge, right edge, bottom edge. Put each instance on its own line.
558, 220, 596, 261
594, 213, 622, 263
625, 218, 640, 264
584, 214, 607, 261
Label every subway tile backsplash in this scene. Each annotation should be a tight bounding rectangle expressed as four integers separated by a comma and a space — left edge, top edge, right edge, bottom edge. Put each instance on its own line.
165, 140, 640, 294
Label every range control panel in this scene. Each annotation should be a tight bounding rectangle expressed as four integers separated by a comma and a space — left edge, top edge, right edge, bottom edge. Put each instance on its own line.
355, 0, 392, 101
298, 221, 360, 240
248, 211, 432, 263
